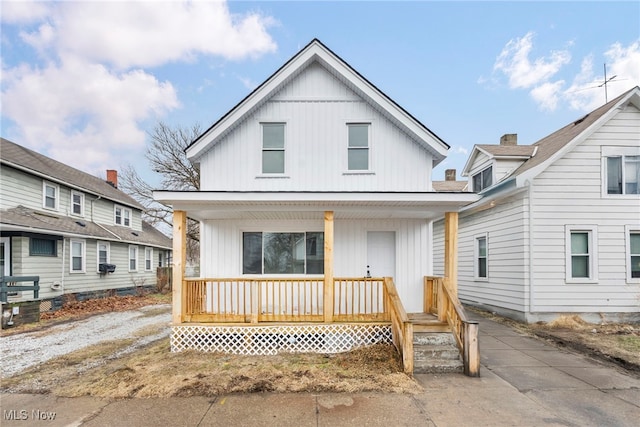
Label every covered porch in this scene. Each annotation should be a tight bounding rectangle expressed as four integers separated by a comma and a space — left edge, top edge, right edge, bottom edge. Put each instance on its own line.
156, 191, 479, 375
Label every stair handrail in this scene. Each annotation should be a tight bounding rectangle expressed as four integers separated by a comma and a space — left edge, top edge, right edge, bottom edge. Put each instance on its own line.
424, 276, 480, 377
383, 277, 413, 375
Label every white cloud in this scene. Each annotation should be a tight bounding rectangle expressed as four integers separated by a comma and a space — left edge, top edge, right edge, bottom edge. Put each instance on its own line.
491, 31, 640, 112
1, 1, 277, 175
20, 1, 276, 69
494, 32, 570, 90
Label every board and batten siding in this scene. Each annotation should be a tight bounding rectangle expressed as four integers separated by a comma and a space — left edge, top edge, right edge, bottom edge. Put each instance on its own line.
530, 104, 640, 314
433, 193, 529, 315
200, 217, 432, 312
197, 62, 434, 192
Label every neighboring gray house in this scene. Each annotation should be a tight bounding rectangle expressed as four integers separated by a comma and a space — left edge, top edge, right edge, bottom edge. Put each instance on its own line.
434, 86, 640, 323
0, 137, 172, 311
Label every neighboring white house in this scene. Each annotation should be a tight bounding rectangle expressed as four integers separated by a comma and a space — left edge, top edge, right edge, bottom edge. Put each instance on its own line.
155, 39, 477, 314
0, 138, 172, 313
434, 86, 640, 323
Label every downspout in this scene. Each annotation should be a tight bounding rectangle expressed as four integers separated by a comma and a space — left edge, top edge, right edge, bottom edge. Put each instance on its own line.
527, 178, 535, 318
60, 238, 66, 293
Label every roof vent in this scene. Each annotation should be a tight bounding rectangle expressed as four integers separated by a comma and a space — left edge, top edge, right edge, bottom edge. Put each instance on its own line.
75, 221, 86, 227
574, 114, 589, 125
132, 232, 139, 237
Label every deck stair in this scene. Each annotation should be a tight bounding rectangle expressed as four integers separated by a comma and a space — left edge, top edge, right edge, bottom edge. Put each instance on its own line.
408, 312, 463, 374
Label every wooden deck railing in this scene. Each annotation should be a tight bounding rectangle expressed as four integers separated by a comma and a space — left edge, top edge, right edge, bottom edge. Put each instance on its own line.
183, 277, 391, 324
384, 277, 413, 374
424, 276, 480, 377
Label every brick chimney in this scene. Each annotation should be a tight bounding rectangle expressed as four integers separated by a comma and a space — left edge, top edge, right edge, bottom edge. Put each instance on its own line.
445, 169, 457, 181
500, 134, 517, 146
106, 170, 118, 188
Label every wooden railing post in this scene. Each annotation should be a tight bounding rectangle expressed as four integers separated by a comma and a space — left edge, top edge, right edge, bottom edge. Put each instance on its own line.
403, 322, 414, 375
437, 278, 447, 322
463, 321, 480, 377
323, 211, 334, 322
444, 211, 458, 296
172, 210, 187, 324
251, 280, 259, 324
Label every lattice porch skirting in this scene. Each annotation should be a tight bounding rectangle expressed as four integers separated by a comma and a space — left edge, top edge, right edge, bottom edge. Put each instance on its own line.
171, 324, 393, 355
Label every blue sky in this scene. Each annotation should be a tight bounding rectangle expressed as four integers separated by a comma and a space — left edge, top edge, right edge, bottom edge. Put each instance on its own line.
2, 1, 639, 184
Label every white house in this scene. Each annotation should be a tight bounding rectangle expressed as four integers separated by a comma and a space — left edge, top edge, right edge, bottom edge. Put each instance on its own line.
154, 39, 478, 364
434, 86, 640, 323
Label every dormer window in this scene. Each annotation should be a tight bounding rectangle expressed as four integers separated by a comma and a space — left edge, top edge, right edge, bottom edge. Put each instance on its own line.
114, 205, 132, 227
472, 166, 493, 192
262, 123, 285, 174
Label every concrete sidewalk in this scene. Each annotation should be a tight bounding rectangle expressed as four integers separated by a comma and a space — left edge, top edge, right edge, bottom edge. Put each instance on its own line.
2, 314, 639, 426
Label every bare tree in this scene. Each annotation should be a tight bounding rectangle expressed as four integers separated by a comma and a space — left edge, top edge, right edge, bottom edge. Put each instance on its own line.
119, 122, 202, 263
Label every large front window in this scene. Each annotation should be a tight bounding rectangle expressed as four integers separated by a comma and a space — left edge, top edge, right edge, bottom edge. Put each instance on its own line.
243, 232, 324, 274
262, 123, 285, 174
607, 155, 640, 195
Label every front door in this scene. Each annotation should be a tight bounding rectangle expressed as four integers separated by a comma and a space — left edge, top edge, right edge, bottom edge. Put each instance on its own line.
366, 231, 396, 279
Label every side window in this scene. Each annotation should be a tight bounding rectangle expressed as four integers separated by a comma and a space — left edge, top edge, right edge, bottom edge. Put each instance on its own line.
71, 191, 85, 216
145, 247, 153, 271
565, 226, 598, 282
262, 123, 285, 174
97, 241, 110, 266
606, 155, 639, 195
43, 181, 59, 210
627, 228, 640, 282
475, 234, 488, 280
115, 206, 132, 227
347, 123, 369, 171
70, 239, 85, 273
472, 167, 493, 192
129, 245, 138, 272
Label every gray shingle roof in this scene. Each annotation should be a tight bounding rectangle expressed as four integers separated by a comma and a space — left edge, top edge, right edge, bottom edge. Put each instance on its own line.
1, 206, 172, 249
0, 137, 143, 209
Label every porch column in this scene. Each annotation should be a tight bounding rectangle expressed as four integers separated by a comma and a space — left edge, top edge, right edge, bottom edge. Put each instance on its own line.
172, 210, 187, 324
444, 211, 458, 296
323, 211, 334, 322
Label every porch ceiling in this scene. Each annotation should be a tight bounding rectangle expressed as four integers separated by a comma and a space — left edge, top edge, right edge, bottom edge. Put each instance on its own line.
153, 191, 479, 221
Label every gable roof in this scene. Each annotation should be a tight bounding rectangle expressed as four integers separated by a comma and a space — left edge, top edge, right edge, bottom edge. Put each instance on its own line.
186, 38, 449, 165
432, 180, 469, 192
0, 137, 143, 210
462, 86, 640, 185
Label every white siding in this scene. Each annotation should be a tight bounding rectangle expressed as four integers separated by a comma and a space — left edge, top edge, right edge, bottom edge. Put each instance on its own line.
530, 105, 640, 313
198, 62, 433, 192
495, 159, 526, 183
1, 167, 46, 211
435, 194, 529, 313
200, 217, 432, 312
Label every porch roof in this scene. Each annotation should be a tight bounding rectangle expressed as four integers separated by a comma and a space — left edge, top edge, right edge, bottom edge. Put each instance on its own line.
153, 191, 479, 221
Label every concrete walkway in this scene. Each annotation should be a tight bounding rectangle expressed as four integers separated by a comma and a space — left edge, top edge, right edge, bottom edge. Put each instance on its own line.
2, 313, 638, 426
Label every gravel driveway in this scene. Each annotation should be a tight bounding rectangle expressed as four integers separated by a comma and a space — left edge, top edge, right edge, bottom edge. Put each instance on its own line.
0, 304, 171, 378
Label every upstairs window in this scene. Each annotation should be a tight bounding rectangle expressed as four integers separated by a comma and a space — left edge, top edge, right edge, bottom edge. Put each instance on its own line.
43, 181, 59, 210
347, 123, 369, 171
472, 166, 493, 192
262, 123, 285, 174
606, 155, 640, 195
243, 232, 324, 274
115, 205, 132, 227
71, 191, 84, 216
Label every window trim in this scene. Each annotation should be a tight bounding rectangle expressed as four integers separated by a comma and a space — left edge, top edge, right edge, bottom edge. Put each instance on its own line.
565, 225, 598, 283
260, 122, 286, 175
602, 146, 640, 197
70, 239, 86, 274
346, 122, 371, 172
71, 190, 85, 217
128, 245, 138, 272
96, 241, 110, 272
625, 225, 640, 284
474, 233, 488, 281
114, 205, 132, 227
144, 247, 153, 271
42, 181, 59, 211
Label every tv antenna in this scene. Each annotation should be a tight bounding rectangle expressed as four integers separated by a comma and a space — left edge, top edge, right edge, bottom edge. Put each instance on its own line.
599, 63, 617, 103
